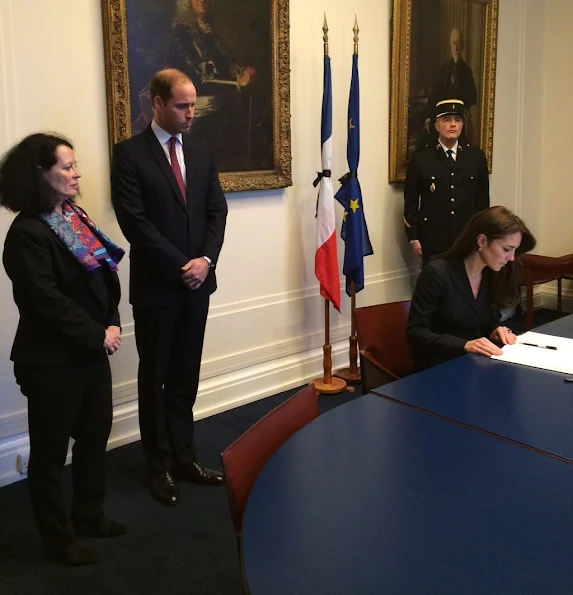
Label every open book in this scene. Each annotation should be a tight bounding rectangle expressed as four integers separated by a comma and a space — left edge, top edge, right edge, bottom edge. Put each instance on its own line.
490, 331, 573, 375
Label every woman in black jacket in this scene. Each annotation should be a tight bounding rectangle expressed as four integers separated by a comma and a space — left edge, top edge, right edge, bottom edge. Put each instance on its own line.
0, 133, 126, 566
407, 205, 536, 370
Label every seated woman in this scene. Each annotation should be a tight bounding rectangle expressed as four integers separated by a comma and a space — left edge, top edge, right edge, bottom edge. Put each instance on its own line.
0, 133, 126, 566
407, 205, 536, 370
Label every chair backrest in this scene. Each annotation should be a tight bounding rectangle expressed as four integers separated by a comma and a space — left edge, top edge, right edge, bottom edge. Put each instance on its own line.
559, 253, 573, 279
221, 384, 319, 537
517, 254, 562, 285
354, 301, 412, 380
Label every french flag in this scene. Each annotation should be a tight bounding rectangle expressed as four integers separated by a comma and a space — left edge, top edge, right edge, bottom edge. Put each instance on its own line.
315, 55, 340, 312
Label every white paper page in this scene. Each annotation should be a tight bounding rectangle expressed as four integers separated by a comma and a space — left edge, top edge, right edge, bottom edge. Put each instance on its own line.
491, 331, 573, 375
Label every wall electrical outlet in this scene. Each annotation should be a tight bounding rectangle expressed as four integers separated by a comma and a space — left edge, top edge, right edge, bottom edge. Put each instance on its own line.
16, 452, 29, 475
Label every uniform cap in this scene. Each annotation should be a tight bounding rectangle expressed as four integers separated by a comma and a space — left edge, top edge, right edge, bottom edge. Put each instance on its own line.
435, 99, 465, 120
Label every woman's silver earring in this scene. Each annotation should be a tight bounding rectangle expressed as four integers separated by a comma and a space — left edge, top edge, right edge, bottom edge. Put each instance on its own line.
478, 247, 483, 252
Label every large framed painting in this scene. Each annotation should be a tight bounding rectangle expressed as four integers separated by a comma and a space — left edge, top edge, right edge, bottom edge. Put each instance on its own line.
389, 0, 498, 183
102, 0, 292, 192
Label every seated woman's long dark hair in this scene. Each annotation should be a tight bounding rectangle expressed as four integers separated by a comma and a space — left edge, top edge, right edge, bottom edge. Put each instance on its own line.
439, 206, 536, 308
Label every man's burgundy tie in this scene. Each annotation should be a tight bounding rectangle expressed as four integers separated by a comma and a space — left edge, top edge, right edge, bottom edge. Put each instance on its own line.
168, 137, 186, 202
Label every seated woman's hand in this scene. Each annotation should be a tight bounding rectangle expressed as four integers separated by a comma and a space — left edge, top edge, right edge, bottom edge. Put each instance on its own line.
464, 337, 503, 357
490, 325, 517, 345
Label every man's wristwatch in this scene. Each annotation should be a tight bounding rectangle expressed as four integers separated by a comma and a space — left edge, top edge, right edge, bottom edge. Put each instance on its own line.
202, 256, 214, 269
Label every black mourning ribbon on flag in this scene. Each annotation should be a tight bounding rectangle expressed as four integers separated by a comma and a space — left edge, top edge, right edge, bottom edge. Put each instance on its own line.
338, 170, 358, 184
314, 170, 332, 217
313, 169, 332, 187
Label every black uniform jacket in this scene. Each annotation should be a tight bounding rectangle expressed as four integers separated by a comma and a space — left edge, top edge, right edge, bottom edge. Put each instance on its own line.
110, 126, 228, 309
404, 143, 489, 254
3, 214, 120, 366
407, 258, 500, 370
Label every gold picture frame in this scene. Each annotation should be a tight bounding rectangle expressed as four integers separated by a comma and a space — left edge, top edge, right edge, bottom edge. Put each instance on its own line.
389, 0, 498, 183
102, 0, 292, 192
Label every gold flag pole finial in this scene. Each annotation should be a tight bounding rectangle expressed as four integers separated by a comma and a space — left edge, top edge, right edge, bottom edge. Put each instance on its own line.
353, 15, 359, 55
323, 14, 329, 57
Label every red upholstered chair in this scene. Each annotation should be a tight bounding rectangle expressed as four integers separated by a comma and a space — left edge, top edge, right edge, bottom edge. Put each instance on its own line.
354, 301, 413, 394
221, 384, 319, 544
559, 253, 573, 281
517, 254, 563, 330
558, 253, 573, 312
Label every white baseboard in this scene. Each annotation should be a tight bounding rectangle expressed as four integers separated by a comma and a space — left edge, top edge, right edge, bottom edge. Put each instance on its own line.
0, 266, 417, 488
0, 338, 351, 487
539, 282, 573, 312
2, 280, 567, 488
518, 283, 573, 313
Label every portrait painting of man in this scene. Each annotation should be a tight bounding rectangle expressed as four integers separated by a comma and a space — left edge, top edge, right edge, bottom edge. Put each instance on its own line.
418, 28, 477, 146
389, 0, 498, 182
408, 0, 486, 155
125, 0, 273, 173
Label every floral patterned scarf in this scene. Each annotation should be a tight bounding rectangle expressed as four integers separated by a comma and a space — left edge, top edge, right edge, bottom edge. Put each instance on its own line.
40, 200, 125, 272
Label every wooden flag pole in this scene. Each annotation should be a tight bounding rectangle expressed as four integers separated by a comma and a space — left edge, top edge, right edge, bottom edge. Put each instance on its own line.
335, 18, 362, 385
311, 299, 347, 394
310, 15, 347, 396
334, 281, 361, 383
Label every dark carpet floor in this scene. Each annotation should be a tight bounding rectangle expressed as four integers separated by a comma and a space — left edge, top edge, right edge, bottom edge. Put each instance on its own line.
0, 308, 565, 595
0, 382, 361, 595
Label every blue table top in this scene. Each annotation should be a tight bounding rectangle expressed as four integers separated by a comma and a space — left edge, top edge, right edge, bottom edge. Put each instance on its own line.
242, 395, 573, 594
373, 314, 573, 462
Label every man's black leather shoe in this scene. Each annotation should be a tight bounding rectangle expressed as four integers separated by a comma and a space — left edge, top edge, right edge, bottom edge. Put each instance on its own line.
173, 461, 225, 486
73, 516, 127, 538
151, 471, 180, 506
46, 542, 99, 566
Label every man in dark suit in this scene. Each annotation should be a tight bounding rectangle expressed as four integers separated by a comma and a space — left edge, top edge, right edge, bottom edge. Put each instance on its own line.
111, 68, 228, 506
404, 99, 489, 266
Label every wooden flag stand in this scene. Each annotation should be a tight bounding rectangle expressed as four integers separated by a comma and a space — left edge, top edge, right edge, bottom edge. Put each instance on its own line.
310, 18, 347, 396
334, 281, 361, 384
335, 21, 363, 386
311, 299, 348, 395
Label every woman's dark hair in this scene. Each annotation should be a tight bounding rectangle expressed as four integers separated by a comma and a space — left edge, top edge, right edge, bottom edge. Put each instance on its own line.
0, 133, 73, 213
440, 205, 537, 308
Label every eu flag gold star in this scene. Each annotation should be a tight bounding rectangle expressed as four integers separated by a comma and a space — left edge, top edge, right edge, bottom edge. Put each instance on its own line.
349, 118, 355, 129
349, 199, 359, 213
343, 211, 348, 221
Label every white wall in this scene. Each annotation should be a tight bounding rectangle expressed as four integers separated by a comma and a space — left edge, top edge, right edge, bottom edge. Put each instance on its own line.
0, 0, 567, 485
539, 0, 573, 256
489, 0, 543, 233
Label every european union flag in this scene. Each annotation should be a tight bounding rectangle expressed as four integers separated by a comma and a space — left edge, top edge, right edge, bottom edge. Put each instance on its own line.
335, 52, 373, 296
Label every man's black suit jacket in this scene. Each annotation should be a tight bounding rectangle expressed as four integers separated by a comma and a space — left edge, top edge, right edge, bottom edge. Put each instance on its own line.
407, 258, 500, 370
3, 214, 120, 366
110, 126, 228, 308
404, 143, 489, 254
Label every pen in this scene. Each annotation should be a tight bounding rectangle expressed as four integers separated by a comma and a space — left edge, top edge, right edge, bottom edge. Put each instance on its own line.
521, 342, 557, 350
564, 378, 573, 383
